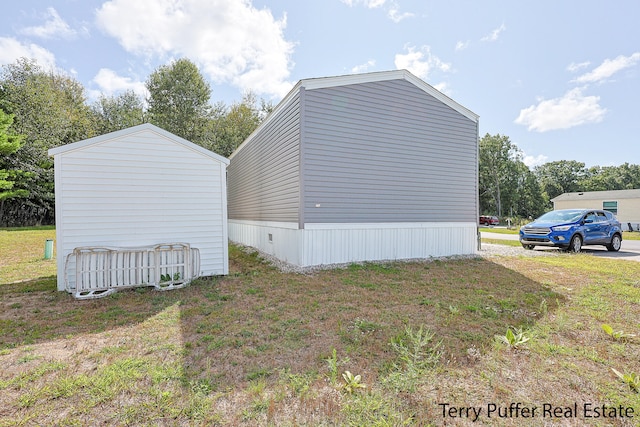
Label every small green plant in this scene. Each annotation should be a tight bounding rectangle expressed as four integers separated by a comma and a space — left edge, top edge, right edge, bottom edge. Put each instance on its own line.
160, 272, 181, 282
495, 327, 530, 349
602, 324, 636, 341
389, 326, 442, 372
448, 305, 459, 315
611, 368, 639, 392
539, 299, 548, 316
384, 325, 442, 392
325, 348, 350, 386
342, 370, 366, 394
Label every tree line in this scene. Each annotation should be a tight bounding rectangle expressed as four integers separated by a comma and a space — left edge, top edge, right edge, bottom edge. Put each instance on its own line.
479, 133, 640, 220
0, 57, 271, 226
1, 57, 638, 227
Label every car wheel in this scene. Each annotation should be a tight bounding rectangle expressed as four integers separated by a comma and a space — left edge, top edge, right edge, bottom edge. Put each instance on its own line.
568, 234, 582, 253
607, 234, 622, 252
522, 244, 534, 250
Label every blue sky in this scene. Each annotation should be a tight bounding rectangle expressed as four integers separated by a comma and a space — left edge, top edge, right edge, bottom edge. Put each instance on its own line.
1, 0, 638, 168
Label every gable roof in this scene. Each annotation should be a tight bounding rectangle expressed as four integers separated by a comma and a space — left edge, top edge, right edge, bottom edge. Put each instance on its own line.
230, 69, 478, 160
552, 189, 640, 202
48, 123, 229, 165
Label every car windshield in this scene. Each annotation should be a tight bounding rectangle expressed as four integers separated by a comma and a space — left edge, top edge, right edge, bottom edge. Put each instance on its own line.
536, 210, 584, 223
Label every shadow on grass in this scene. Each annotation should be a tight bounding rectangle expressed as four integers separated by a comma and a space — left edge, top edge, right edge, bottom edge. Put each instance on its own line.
0, 275, 183, 349
0, 247, 566, 422
177, 248, 566, 394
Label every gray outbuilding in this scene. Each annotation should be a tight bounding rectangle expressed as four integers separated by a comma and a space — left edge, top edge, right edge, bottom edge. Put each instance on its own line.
227, 69, 479, 267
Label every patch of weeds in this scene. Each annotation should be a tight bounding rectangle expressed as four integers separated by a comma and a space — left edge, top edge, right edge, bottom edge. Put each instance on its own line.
182, 390, 212, 421
341, 389, 412, 426
190, 378, 214, 395
463, 304, 480, 313
242, 398, 270, 421
339, 318, 381, 347
612, 368, 639, 392
9, 302, 22, 309
383, 325, 442, 393
325, 348, 350, 386
206, 338, 226, 351
341, 370, 366, 394
99, 345, 126, 355
577, 291, 611, 314
354, 318, 382, 334
0, 361, 66, 390
497, 299, 517, 311
86, 357, 148, 404
246, 367, 272, 381
602, 324, 636, 341
47, 374, 90, 399
494, 327, 530, 349
418, 297, 434, 306
17, 354, 41, 364
279, 369, 316, 397
245, 287, 263, 296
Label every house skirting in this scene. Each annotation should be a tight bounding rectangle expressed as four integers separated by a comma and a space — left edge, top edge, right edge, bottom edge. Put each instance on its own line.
228, 220, 478, 267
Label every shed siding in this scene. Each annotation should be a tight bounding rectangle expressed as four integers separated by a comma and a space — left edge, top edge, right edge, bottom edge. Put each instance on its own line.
227, 93, 301, 222
301, 79, 478, 224
55, 130, 227, 290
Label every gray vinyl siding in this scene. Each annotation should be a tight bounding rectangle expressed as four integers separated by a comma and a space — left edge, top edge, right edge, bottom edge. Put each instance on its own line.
227, 92, 300, 222
301, 79, 478, 223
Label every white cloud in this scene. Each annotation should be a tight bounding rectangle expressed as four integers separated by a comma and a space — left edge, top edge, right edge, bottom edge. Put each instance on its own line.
351, 60, 376, 73
0, 37, 57, 69
574, 52, 640, 84
455, 40, 470, 51
341, 0, 413, 22
388, 5, 414, 23
20, 7, 77, 40
341, 0, 387, 8
566, 61, 590, 73
432, 81, 451, 96
95, 0, 295, 99
481, 23, 506, 42
91, 68, 148, 98
514, 88, 606, 132
523, 153, 549, 168
394, 45, 451, 80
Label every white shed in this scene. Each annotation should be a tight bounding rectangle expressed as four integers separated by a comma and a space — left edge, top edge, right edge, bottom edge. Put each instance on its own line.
48, 123, 229, 297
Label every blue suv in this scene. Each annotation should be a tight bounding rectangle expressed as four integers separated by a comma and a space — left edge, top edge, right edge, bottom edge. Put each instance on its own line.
519, 209, 622, 252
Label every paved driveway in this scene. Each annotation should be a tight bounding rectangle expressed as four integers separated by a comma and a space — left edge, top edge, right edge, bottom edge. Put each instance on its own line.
481, 231, 640, 262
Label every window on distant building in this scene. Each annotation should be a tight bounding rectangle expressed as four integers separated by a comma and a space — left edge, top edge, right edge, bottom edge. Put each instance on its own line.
603, 201, 618, 214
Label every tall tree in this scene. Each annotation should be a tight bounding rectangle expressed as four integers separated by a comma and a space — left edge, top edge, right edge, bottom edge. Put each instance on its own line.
581, 163, 640, 191
511, 161, 545, 218
0, 110, 28, 203
207, 92, 271, 157
92, 90, 145, 134
146, 58, 212, 144
534, 160, 588, 200
478, 133, 521, 217
0, 57, 94, 225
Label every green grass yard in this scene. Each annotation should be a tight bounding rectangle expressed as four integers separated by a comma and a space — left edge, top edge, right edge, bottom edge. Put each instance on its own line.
0, 227, 638, 425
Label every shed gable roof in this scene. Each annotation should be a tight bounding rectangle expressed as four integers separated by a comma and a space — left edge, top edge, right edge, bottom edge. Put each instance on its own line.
230, 69, 478, 159
552, 189, 640, 202
48, 123, 229, 165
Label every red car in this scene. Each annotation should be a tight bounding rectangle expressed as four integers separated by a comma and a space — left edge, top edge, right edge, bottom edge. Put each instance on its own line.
479, 215, 499, 226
